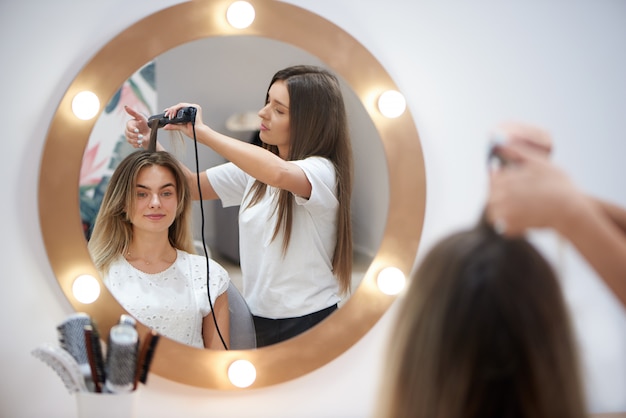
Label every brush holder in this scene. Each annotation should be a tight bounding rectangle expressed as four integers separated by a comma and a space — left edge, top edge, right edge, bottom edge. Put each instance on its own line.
75, 391, 136, 418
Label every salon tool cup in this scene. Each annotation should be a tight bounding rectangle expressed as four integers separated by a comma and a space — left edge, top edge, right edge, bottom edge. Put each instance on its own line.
33, 312, 160, 397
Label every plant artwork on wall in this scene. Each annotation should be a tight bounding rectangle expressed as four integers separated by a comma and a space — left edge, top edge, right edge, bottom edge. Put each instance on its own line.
79, 62, 156, 239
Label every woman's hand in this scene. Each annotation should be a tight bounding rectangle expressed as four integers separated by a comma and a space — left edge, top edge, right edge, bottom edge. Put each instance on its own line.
487, 142, 586, 237
124, 105, 150, 149
489, 121, 553, 162
486, 122, 587, 236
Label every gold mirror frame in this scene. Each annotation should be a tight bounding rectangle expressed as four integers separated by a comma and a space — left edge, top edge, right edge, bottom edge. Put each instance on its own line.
38, 0, 426, 389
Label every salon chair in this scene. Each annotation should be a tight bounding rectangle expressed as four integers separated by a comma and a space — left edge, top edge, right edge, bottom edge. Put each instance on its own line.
226, 281, 257, 349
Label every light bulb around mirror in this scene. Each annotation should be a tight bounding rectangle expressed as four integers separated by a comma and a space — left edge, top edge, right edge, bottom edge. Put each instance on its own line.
226, 1, 255, 29
376, 267, 406, 295
71, 91, 100, 120
72, 274, 101, 304
228, 359, 256, 388
377, 90, 406, 118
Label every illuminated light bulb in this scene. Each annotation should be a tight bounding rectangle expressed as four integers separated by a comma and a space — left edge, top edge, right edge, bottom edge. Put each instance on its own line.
72, 274, 101, 304
377, 90, 406, 118
228, 359, 256, 388
71, 91, 100, 120
226, 1, 255, 29
376, 267, 406, 295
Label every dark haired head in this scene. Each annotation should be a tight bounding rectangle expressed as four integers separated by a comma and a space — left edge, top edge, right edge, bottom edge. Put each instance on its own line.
379, 220, 586, 418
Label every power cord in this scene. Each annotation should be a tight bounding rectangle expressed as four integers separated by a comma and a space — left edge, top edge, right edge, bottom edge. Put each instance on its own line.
189, 118, 229, 350
148, 108, 228, 350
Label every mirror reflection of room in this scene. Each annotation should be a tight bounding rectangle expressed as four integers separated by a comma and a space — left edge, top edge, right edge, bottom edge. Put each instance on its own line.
125, 64, 354, 348
80, 38, 386, 349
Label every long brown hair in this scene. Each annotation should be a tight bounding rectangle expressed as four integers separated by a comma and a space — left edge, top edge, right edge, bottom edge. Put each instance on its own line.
88, 151, 195, 274
246, 65, 354, 294
378, 220, 586, 418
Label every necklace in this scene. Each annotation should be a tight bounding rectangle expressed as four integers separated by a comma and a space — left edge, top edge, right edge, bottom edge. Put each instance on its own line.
126, 251, 150, 265
126, 247, 176, 265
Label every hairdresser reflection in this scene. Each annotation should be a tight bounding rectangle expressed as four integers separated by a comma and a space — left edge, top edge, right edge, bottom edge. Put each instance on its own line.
124, 65, 354, 347
87, 151, 231, 349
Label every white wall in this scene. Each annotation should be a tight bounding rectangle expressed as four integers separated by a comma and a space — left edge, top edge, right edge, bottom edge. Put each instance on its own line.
1, 1, 625, 417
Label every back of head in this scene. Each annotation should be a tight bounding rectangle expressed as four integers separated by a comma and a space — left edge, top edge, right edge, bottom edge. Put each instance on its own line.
379, 220, 586, 418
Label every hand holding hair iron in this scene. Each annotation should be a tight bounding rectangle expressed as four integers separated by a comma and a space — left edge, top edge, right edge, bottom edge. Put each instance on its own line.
147, 106, 197, 127
487, 131, 512, 169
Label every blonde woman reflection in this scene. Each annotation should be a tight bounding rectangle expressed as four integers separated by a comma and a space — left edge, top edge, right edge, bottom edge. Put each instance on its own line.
88, 151, 230, 349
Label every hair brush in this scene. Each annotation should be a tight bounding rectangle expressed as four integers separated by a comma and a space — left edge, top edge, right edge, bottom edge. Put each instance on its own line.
32, 343, 88, 393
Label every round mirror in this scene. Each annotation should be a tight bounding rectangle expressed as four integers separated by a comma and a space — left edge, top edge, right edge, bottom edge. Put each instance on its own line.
39, 0, 426, 389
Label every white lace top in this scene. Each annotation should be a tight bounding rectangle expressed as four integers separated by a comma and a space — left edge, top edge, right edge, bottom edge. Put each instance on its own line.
104, 250, 230, 348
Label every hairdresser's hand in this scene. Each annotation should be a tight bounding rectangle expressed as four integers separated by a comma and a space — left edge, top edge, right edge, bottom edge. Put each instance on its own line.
161, 103, 205, 139
124, 106, 150, 149
487, 145, 584, 237
490, 122, 553, 164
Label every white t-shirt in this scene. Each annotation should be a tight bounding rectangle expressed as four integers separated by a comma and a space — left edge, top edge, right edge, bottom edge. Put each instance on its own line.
104, 250, 230, 348
207, 156, 341, 318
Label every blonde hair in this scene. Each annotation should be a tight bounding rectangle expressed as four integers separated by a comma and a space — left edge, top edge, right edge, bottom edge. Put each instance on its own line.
246, 65, 354, 294
378, 220, 586, 418
88, 151, 195, 274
